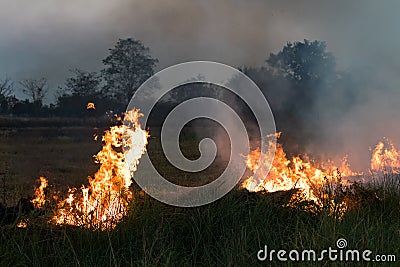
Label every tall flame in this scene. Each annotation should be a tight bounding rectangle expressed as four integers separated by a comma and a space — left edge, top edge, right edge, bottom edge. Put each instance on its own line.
371, 139, 400, 174
27, 111, 398, 227
31, 176, 48, 208
50, 109, 148, 230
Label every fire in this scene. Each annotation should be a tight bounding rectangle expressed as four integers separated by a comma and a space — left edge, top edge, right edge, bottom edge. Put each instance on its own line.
242, 135, 343, 202
86, 102, 95, 110
16, 219, 28, 228
371, 139, 400, 173
27, 109, 148, 230
51, 109, 148, 230
242, 134, 400, 218
31, 176, 48, 208
25, 108, 398, 227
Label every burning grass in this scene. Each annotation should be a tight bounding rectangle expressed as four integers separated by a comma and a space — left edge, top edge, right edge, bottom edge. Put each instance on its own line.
45, 109, 148, 230
9, 124, 400, 230
242, 133, 400, 220
1, 182, 399, 266
1, 116, 399, 265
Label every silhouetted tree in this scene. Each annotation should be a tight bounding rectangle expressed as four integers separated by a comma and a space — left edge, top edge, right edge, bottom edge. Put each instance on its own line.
102, 38, 158, 105
55, 69, 118, 117
0, 77, 13, 97
266, 40, 336, 115
267, 40, 335, 83
63, 69, 101, 97
20, 78, 48, 106
11, 99, 43, 116
167, 75, 223, 103
244, 40, 338, 154
0, 77, 14, 114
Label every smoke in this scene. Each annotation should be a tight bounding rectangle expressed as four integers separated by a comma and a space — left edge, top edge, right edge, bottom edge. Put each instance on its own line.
244, 55, 400, 172
0, 0, 399, 171
313, 80, 400, 171
2, 0, 399, 103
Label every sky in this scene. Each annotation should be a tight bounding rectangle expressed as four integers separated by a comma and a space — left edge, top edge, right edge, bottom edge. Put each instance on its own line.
1, 0, 400, 100
1, 0, 400, 169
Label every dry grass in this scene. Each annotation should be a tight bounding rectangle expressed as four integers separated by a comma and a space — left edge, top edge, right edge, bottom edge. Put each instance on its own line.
0, 120, 399, 266
0, 125, 101, 205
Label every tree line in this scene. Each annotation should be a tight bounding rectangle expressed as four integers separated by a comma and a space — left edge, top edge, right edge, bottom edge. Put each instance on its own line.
0, 38, 361, 150
0, 38, 157, 117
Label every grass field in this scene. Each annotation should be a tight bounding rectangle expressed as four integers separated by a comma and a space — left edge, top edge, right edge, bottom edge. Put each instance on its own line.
0, 120, 399, 266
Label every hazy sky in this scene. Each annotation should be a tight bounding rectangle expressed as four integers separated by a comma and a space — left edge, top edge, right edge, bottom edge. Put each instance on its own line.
1, 0, 400, 169
1, 0, 400, 101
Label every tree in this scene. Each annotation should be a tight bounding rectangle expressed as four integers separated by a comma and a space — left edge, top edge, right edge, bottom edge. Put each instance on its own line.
263, 40, 337, 154
102, 38, 158, 104
20, 78, 48, 105
267, 39, 335, 83
55, 69, 117, 117
0, 77, 13, 97
63, 69, 101, 97
0, 77, 14, 114
265, 40, 337, 113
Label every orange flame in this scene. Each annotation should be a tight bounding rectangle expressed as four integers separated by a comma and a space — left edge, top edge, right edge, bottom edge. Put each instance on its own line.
242, 134, 351, 199
242, 134, 400, 218
371, 139, 400, 174
86, 102, 95, 110
51, 109, 148, 230
16, 219, 28, 228
31, 177, 48, 208
28, 109, 148, 230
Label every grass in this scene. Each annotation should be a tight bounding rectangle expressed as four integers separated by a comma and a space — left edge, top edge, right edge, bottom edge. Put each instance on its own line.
1, 188, 399, 266
0, 122, 399, 266
0, 126, 101, 205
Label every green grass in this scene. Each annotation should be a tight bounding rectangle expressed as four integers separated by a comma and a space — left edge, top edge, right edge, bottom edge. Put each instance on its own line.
0, 124, 399, 266
1, 188, 399, 266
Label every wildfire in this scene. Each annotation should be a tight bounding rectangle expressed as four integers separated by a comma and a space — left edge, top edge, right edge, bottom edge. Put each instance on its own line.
31, 177, 48, 208
29, 109, 148, 230
370, 139, 400, 174
242, 134, 400, 218
51, 109, 148, 230
243, 136, 339, 202
25, 108, 398, 227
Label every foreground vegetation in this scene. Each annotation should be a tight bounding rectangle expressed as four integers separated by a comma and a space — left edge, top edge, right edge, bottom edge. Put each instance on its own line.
1, 186, 399, 266
0, 123, 399, 266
